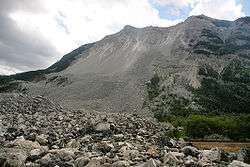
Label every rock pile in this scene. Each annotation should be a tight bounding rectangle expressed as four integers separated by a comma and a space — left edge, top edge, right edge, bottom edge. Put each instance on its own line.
0, 93, 63, 114
0, 93, 249, 167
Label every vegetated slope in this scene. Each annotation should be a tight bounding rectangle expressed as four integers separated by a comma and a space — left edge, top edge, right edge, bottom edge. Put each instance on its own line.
1, 15, 250, 113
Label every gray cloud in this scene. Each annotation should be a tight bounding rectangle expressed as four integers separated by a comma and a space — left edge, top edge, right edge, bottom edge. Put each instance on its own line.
0, 0, 47, 14
0, 0, 59, 74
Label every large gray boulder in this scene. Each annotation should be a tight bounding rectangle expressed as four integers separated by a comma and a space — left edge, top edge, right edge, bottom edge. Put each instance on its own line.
95, 122, 111, 133
181, 146, 199, 157
137, 158, 158, 167
199, 148, 221, 163
163, 151, 185, 165
238, 148, 250, 164
74, 156, 90, 167
229, 160, 250, 167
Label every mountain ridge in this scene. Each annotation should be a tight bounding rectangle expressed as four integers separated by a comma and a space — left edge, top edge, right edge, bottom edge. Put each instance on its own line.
2, 15, 250, 78
0, 15, 249, 112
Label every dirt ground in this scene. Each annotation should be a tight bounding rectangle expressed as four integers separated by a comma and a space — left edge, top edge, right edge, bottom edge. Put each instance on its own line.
191, 142, 250, 152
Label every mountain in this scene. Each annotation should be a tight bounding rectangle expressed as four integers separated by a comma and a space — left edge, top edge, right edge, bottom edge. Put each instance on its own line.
0, 15, 249, 112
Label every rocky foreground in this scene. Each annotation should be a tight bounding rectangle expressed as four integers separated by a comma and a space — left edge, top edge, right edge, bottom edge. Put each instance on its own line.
0, 93, 249, 167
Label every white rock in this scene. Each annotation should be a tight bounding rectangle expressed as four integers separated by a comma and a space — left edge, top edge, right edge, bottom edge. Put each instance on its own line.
200, 149, 221, 162
228, 160, 250, 167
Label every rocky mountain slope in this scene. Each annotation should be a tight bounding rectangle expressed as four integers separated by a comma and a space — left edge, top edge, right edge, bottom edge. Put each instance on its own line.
0, 93, 249, 167
0, 15, 250, 112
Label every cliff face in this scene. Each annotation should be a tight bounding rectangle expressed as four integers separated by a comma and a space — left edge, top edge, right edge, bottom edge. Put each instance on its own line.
1, 15, 250, 112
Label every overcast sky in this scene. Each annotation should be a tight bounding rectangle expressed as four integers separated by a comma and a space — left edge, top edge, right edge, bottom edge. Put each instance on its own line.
0, 0, 249, 75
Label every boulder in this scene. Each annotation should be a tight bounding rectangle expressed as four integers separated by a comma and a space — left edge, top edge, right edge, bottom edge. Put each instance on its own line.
181, 146, 199, 157
137, 158, 157, 167
229, 160, 250, 167
94, 141, 114, 154
114, 134, 125, 141
10, 136, 41, 151
199, 148, 221, 162
147, 146, 159, 158
1, 149, 28, 167
113, 160, 130, 167
0, 151, 7, 166
35, 134, 48, 145
3, 158, 23, 167
74, 156, 90, 167
184, 156, 197, 167
25, 162, 40, 167
169, 139, 177, 147
66, 139, 81, 149
79, 135, 93, 143
85, 158, 101, 167
29, 146, 49, 161
163, 152, 184, 165
238, 148, 250, 164
48, 148, 77, 161
95, 123, 111, 133
63, 162, 75, 167
221, 151, 237, 162
36, 153, 63, 167
119, 146, 140, 160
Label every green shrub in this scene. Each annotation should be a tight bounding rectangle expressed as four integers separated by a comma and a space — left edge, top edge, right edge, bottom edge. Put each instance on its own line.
162, 114, 250, 141
146, 73, 160, 101
146, 61, 250, 141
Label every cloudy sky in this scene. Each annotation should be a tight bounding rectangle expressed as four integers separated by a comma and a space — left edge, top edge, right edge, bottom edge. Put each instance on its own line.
0, 0, 249, 75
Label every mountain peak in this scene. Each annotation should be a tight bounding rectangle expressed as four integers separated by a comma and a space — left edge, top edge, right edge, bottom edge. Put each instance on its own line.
122, 25, 137, 32
119, 25, 137, 34
235, 16, 250, 24
195, 14, 211, 19
187, 14, 212, 21
123, 25, 136, 30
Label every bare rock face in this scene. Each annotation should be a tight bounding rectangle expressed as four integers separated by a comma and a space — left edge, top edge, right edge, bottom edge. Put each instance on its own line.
2, 15, 249, 112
